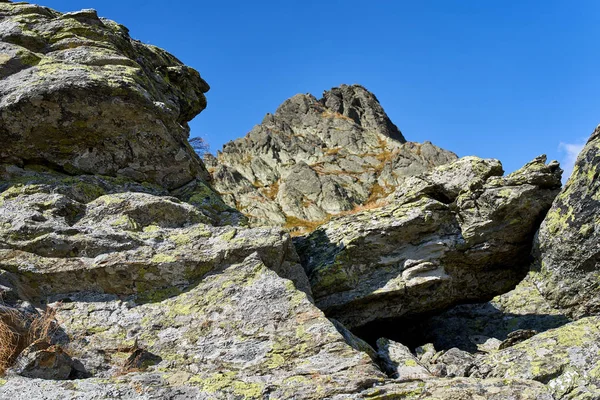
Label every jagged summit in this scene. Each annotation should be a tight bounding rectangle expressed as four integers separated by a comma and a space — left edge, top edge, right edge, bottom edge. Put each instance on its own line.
272, 84, 406, 143
208, 84, 456, 231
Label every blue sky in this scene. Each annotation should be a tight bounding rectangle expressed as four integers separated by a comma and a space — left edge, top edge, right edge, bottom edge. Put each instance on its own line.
37, 0, 600, 178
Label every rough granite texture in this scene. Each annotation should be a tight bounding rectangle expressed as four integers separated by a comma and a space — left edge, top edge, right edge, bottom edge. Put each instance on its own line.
0, 1, 210, 189
0, 170, 306, 303
532, 125, 600, 319
471, 316, 600, 399
207, 84, 457, 229
3, 2, 600, 399
296, 155, 562, 328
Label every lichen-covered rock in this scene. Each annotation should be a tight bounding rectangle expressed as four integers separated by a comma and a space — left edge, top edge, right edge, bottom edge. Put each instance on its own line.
471, 316, 600, 399
412, 272, 569, 353
376, 338, 431, 380
340, 378, 553, 399
296, 155, 562, 328
428, 348, 476, 378
0, 182, 306, 302
0, 163, 386, 398
209, 84, 456, 228
533, 125, 600, 319
3, 253, 385, 399
0, 2, 210, 189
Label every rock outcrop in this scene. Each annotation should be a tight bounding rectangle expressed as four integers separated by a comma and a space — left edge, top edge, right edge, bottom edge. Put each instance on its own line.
0, 164, 391, 397
296, 155, 562, 328
5, 2, 600, 399
532, 125, 600, 319
0, 2, 210, 189
471, 317, 600, 399
206, 84, 457, 229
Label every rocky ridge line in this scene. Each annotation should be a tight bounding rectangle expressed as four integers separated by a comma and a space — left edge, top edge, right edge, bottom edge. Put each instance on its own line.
206, 84, 457, 231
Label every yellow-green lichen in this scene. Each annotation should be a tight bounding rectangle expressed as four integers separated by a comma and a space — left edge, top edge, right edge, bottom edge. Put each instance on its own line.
188, 372, 264, 398
143, 225, 161, 233
404, 358, 418, 367
151, 254, 177, 263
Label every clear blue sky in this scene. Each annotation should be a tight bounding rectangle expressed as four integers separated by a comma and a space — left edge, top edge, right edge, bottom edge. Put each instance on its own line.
37, 0, 600, 177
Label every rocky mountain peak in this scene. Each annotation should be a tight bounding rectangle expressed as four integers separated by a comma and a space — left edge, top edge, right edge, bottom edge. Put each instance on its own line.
320, 84, 405, 142
211, 84, 455, 231
270, 84, 405, 143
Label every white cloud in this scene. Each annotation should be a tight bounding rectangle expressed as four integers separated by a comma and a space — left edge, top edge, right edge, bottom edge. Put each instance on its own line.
558, 141, 585, 182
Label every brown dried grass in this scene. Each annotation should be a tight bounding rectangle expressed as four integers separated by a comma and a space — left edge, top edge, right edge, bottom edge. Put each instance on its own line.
260, 180, 280, 200
0, 305, 59, 375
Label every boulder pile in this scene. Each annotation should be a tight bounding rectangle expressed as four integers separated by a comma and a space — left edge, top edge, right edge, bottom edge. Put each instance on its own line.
1, 2, 599, 399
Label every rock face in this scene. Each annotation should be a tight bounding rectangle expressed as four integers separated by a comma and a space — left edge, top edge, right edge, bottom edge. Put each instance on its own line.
0, 4, 389, 398
471, 317, 600, 399
0, 2, 210, 189
206, 84, 457, 229
43, 253, 384, 398
0, 162, 392, 398
5, 2, 600, 399
0, 178, 308, 303
532, 126, 600, 319
296, 155, 562, 328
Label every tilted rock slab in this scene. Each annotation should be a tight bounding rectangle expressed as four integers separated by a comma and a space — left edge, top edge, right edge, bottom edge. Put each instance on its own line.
338, 378, 553, 400
207, 84, 456, 227
471, 316, 600, 399
533, 125, 600, 319
296, 155, 562, 328
0, 170, 388, 398
32, 254, 382, 399
0, 172, 306, 302
0, 2, 210, 189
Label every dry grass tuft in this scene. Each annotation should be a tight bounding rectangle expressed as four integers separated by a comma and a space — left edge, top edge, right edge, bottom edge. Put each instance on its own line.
284, 215, 332, 237
0, 305, 59, 375
365, 182, 391, 205
260, 180, 280, 200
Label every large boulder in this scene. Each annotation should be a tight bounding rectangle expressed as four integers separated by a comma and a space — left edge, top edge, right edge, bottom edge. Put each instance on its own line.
296, 155, 562, 328
0, 165, 388, 398
532, 125, 600, 318
208, 84, 457, 228
0, 171, 307, 302
471, 316, 600, 399
34, 253, 384, 398
0, 2, 210, 189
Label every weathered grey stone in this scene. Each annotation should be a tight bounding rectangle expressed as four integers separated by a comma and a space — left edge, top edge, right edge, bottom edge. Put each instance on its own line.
40, 253, 384, 398
498, 329, 538, 350
533, 125, 600, 319
429, 348, 476, 378
296, 155, 562, 328
412, 272, 569, 353
376, 338, 431, 380
336, 378, 553, 399
0, 186, 308, 301
7, 342, 74, 380
471, 316, 600, 399
210, 84, 457, 229
0, 1, 210, 189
